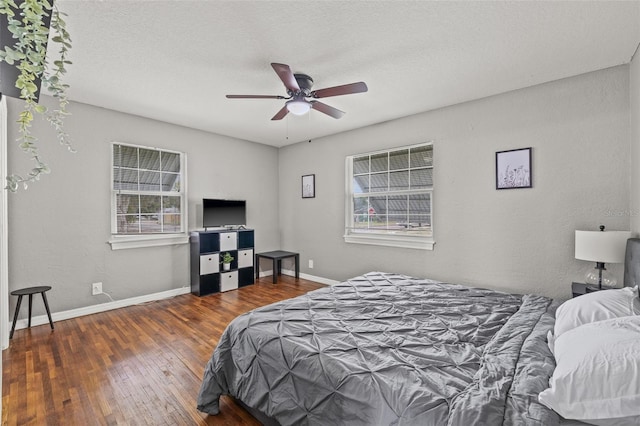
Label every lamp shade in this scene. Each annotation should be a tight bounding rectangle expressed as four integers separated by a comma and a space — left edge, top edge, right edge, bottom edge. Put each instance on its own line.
575, 230, 632, 263
286, 100, 311, 115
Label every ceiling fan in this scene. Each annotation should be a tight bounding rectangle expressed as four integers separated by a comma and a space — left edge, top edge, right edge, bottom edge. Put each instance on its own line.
226, 63, 368, 120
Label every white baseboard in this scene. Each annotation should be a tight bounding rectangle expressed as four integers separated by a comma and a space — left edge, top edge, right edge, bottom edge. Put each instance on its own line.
11, 286, 191, 332
299, 271, 339, 286
13, 272, 339, 332
258, 269, 339, 286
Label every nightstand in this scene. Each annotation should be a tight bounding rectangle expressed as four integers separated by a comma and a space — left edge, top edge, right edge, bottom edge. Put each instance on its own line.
571, 282, 616, 298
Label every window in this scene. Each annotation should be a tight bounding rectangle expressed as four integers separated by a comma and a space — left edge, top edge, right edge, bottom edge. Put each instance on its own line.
344, 143, 433, 250
110, 143, 188, 250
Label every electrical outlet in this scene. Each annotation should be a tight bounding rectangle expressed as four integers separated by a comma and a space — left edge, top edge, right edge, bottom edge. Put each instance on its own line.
308, 259, 314, 269
92, 282, 102, 295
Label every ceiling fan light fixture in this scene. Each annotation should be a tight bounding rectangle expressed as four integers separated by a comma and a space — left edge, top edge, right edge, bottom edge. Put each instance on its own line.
286, 99, 311, 115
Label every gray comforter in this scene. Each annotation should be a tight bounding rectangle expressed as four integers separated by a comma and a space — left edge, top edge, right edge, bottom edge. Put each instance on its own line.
197, 272, 559, 425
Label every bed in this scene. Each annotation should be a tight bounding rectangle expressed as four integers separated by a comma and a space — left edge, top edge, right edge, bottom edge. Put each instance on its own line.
197, 240, 640, 426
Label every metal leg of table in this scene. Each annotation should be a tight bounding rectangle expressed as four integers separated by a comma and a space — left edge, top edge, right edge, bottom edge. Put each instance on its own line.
9, 295, 23, 340
28, 294, 33, 328
41, 292, 54, 330
272, 258, 277, 284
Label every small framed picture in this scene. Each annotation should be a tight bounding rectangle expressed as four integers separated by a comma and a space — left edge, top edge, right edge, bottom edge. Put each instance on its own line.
496, 148, 532, 190
302, 174, 315, 198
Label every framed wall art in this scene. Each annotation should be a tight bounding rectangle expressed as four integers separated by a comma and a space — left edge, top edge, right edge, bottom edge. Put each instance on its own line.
496, 147, 532, 190
302, 174, 315, 198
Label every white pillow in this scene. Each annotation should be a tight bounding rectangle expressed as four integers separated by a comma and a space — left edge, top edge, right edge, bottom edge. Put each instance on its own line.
554, 286, 640, 338
539, 315, 640, 425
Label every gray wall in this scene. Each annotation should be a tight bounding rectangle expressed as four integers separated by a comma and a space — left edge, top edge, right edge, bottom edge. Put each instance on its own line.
630, 49, 640, 234
7, 97, 280, 316
279, 66, 631, 300
6, 63, 634, 320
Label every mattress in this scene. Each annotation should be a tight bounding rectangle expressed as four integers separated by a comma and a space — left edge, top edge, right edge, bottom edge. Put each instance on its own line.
197, 272, 560, 425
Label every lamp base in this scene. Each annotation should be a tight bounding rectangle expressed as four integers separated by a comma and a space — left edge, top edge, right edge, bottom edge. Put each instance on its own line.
584, 264, 617, 289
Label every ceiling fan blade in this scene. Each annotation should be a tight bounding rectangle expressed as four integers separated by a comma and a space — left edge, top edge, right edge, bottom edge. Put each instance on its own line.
271, 63, 300, 93
271, 105, 289, 121
311, 82, 368, 98
226, 95, 286, 99
310, 101, 345, 119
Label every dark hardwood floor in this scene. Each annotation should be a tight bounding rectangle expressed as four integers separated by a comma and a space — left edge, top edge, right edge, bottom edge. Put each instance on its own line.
2, 276, 325, 425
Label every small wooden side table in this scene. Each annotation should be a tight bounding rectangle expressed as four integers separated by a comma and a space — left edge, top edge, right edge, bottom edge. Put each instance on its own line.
255, 251, 300, 284
10, 285, 54, 339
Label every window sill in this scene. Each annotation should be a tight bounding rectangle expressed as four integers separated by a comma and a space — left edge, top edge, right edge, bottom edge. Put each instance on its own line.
108, 234, 189, 250
343, 233, 434, 250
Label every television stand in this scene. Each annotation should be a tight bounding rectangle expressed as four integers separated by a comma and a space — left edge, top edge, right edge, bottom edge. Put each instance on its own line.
190, 229, 255, 296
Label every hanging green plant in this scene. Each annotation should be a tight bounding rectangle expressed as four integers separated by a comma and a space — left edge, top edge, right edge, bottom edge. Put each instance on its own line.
0, 0, 73, 191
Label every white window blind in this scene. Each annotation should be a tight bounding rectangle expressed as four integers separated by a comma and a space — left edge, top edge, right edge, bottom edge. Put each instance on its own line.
112, 143, 185, 236
344, 143, 434, 250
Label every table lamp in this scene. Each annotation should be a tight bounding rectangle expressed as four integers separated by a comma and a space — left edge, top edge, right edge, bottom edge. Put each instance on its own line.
575, 225, 632, 289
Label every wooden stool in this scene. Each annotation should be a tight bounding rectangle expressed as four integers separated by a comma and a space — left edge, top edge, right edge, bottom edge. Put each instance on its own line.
10, 285, 54, 339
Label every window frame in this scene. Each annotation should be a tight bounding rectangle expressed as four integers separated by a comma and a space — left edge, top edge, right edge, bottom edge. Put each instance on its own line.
344, 142, 434, 250
109, 142, 188, 250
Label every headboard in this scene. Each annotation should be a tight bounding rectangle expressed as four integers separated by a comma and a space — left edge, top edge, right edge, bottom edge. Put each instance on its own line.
623, 238, 640, 287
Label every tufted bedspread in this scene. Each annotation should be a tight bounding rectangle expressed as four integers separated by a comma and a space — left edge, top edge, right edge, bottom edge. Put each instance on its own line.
197, 272, 560, 425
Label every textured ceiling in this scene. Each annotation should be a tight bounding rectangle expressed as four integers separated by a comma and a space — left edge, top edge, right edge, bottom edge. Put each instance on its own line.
55, 1, 640, 148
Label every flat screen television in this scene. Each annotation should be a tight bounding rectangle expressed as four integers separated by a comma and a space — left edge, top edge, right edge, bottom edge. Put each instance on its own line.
203, 199, 246, 229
